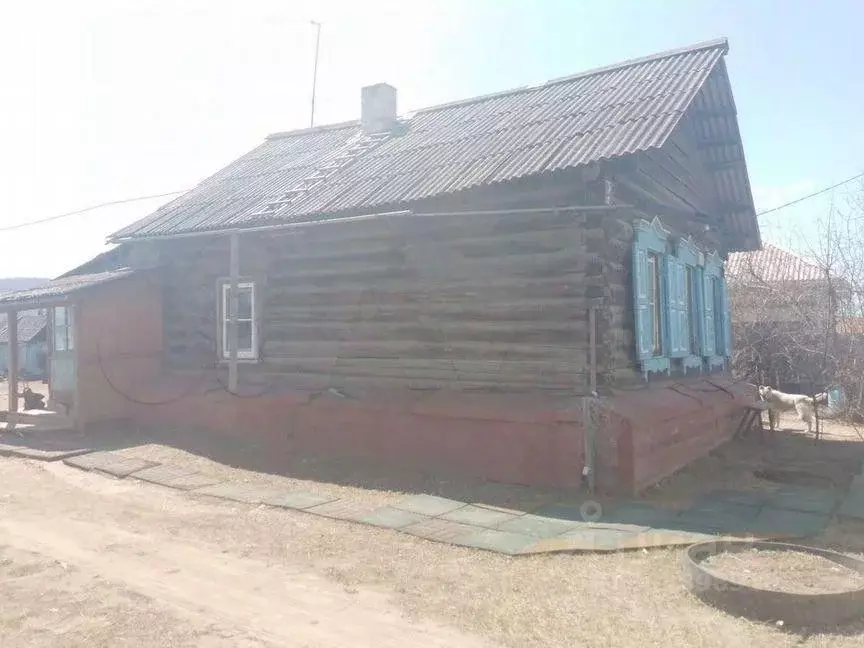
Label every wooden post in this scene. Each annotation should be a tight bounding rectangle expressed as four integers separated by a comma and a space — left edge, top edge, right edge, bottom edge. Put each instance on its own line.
7, 310, 18, 430
228, 233, 240, 392
588, 306, 597, 392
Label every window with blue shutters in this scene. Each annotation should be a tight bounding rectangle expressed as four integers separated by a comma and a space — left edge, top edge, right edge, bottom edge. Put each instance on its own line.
632, 220, 732, 378
632, 217, 670, 376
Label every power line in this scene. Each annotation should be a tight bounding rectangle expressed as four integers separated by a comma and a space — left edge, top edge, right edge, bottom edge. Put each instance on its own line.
3, 168, 863, 233
756, 172, 864, 218
0, 189, 189, 232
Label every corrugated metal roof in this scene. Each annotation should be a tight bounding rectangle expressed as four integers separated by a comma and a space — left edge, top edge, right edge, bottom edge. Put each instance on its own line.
727, 245, 824, 283
0, 269, 136, 309
112, 38, 754, 245
0, 311, 48, 344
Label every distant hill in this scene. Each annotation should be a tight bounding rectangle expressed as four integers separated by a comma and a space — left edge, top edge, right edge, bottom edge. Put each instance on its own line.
0, 277, 50, 293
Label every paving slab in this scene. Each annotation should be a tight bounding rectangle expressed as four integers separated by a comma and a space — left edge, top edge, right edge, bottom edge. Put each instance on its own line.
95, 457, 158, 479
704, 489, 772, 508
749, 507, 831, 538
192, 481, 270, 502
838, 493, 864, 521
451, 528, 537, 555
495, 514, 581, 539
848, 475, 864, 493
63, 452, 118, 471
596, 501, 680, 528
131, 464, 197, 486
215, 485, 287, 504
390, 494, 466, 517
304, 498, 380, 522
159, 472, 225, 491
673, 498, 762, 535
618, 529, 717, 550
356, 506, 429, 530
401, 518, 482, 543
440, 504, 522, 528
262, 491, 338, 511
525, 526, 642, 553
765, 486, 840, 515
533, 502, 598, 523
2, 445, 92, 461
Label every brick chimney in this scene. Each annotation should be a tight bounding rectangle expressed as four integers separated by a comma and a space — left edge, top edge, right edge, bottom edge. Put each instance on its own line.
361, 83, 397, 133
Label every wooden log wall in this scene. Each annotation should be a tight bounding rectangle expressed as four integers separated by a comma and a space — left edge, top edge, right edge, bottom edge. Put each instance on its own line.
157, 206, 598, 395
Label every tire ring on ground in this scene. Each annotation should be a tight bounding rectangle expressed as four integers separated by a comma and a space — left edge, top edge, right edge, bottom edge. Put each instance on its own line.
685, 539, 864, 630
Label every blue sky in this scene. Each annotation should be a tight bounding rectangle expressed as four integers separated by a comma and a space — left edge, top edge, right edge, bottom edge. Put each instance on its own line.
1, 0, 861, 277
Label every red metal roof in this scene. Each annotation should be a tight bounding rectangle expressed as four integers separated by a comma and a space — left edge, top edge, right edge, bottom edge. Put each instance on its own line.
726, 244, 823, 283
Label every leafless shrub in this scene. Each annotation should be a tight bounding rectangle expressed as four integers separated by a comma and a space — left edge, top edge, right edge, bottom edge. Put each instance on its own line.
729, 182, 864, 421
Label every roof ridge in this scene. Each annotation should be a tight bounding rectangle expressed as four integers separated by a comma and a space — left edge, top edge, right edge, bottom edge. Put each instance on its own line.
264, 39, 729, 139
416, 37, 729, 115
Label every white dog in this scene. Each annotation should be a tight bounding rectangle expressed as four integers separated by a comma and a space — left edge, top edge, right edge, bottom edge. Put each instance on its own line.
757, 385, 823, 433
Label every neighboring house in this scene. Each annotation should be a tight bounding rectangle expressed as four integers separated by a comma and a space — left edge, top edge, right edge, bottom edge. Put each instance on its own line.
726, 244, 843, 390
0, 311, 48, 379
0, 38, 761, 494
726, 244, 830, 324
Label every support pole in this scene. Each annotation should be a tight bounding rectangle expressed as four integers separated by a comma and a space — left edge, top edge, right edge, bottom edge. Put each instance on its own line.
7, 311, 18, 431
228, 234, 240, 393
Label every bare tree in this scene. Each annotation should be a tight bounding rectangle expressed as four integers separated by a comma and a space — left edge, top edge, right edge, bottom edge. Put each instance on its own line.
729, 182, 864, 420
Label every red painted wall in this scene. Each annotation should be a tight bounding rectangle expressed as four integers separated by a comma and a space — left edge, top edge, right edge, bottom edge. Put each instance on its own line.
75, 276, 163, 427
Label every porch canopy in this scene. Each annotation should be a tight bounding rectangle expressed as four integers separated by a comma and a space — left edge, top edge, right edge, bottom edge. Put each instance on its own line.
0, 269, 136, 423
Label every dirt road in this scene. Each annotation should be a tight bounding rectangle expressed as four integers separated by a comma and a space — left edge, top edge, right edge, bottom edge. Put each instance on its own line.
0, 458, 493, 648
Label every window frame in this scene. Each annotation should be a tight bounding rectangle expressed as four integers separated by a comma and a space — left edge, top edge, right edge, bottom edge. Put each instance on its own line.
52, 305, 74, 352
673, 236, 705, 371
217, 279, 259, 362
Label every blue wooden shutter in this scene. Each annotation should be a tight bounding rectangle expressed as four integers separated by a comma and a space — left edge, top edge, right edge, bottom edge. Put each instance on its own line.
677, 261, 689, 356
701, 267, 716, 358
719, 275, 732, 357
666, 257, 686, 357
633, 245, 653, 359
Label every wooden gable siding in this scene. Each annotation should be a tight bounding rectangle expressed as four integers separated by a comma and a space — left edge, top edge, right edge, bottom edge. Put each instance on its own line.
156, 176, 612, 395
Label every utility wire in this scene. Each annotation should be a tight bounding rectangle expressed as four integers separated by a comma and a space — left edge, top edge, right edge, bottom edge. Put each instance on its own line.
2, 169, 863, 233
756, 171, 864, 218
0, 189, 189, 232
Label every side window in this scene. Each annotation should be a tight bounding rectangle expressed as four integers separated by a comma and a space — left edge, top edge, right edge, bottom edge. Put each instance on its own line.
53, 306, 74, 352
220, 281, 258, 361
674, 236, 703, 367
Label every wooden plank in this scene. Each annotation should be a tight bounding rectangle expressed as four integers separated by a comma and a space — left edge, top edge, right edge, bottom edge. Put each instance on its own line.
264, 320, 587, 345
262, 340, 584, 362
228, 233, 239, 392
7, 310, 18, 423
266, 247, 585, 283
260, 274, 587, 300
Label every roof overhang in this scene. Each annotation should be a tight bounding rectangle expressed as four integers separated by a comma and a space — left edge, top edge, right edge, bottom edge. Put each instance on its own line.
0, 269, 138, 312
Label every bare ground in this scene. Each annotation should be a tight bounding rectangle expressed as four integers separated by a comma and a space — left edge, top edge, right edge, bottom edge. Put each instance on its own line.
0, 448, 862, 647
2, 385, 864, 646
703, 548, 864, 594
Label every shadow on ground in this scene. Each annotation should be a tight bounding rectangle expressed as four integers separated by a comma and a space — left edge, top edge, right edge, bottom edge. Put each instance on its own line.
2, 415, 863, 553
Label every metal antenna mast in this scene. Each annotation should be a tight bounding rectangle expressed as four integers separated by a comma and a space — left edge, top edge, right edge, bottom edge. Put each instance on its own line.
310, 20, 322, 128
